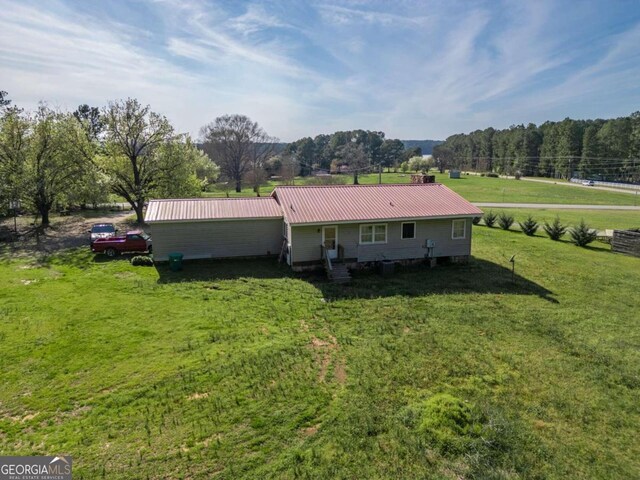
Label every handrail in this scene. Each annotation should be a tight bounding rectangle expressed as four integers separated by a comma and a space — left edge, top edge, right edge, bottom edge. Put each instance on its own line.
321, 245, 333, 271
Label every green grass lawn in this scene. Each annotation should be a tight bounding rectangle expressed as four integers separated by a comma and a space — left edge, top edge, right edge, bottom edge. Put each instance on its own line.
1, 230, 639, 479
202, 172, 639, 206
436, 175, 639, 205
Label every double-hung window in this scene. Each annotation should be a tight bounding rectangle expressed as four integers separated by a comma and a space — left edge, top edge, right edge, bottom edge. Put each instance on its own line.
401, 222, 416, 239
360, 224, 387, 244
452, 219, 466, 239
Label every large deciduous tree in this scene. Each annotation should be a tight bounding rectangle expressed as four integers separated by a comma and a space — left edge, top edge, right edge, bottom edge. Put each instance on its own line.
200, 114, 276, 193
380, 139, 405, 171
0, 107, 28, 208
21, 107, 89, 225
101, 98, 177, 223
337, 141, 369, 185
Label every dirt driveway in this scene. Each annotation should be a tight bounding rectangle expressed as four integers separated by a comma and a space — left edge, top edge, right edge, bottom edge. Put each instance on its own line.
0, 210, 138, 256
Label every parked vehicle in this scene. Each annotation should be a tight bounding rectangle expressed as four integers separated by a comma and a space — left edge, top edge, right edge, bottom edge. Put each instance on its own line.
89, 223, 117, 242
91, 230, 152, 257
582, 180, 595, 186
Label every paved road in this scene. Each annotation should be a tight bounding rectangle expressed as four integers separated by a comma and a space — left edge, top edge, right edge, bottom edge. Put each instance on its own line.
473, 202, 640, 210
519, 177, 640, 195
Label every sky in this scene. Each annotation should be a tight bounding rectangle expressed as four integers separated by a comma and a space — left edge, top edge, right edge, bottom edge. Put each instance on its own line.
1, 0, 640, 142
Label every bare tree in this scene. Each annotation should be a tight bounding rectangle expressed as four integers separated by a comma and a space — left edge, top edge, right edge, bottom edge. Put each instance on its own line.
200, 114, 277, 193
279, 152, 300, 185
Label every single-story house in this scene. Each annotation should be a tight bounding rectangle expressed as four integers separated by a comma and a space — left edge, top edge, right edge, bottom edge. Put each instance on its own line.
145, 184, 483, 272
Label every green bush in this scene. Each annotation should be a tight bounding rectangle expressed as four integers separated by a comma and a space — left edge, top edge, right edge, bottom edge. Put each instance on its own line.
519, 215, 539, 236
543, 217, 567, 241
570, 220, 598, 247
497, 213, 514, 230
484, 211, 497, 227
486, 172, 499, 178
472, 216, 482, 225
417, 393, 479, 454
131, 255, 154, 266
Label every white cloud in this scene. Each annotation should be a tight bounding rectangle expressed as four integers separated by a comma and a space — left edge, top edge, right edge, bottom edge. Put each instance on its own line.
316, 3, 431, 27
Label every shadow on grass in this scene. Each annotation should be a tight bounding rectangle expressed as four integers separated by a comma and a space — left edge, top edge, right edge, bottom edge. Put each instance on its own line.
314, 258, 558, 303
154, 256, 558, 303
155, 257, 296, 283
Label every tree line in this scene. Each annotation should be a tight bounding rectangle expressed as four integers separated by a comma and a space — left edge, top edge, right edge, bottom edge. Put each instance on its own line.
433, 112, 640, 182
277, 132, 420, 181
1, 90, 430, 227
0, 95, 217, 225
200, 127, 422, 192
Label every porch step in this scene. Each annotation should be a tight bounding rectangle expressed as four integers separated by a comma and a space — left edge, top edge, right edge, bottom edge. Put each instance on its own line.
328, 264, 351, 283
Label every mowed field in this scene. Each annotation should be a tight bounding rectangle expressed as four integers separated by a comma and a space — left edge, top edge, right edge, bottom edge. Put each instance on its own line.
1, 226, 639, 478
204, 172, 640, 206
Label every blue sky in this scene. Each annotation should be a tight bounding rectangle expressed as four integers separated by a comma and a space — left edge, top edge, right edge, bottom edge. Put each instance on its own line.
1, 0, 640, 141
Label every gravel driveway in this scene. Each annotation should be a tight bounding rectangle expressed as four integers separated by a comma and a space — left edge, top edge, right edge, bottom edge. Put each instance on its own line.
0, 211, 137, 256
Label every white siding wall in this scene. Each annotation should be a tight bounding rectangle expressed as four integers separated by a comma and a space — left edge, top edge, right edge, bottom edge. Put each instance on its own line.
150, 219, 283, 261
290, 218, 473, 264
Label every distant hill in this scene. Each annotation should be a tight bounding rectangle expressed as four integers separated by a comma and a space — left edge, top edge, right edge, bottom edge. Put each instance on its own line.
401, 140, 443, 155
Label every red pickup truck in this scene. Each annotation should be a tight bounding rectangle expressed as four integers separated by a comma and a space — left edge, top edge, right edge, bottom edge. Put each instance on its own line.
91, 230, 152, 257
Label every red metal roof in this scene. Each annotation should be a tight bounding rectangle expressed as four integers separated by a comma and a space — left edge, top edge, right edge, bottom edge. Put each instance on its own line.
145, 197, 282, 223
272, 184, 483, 225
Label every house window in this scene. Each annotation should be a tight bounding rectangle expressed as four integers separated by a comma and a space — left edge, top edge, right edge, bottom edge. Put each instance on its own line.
452, 219, 466, 239
401, 222, 416, 239
360, 224, 387, 244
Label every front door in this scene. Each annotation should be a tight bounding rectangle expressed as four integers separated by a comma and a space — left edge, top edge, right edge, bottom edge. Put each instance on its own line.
322, 226, 338, 260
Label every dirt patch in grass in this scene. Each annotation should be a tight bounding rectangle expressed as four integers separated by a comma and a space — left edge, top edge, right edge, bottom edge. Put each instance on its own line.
334, 358, 347, 385
309, 334, 346, 383
187, 392, 210, 401
301, 424, 321, 437
1, 211, 133, 256
3, 411, 40, 423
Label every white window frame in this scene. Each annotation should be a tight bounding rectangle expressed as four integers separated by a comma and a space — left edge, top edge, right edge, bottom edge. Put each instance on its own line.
451, 219, 466, 239
360, 224, 387, 244
401, 222, 416, 240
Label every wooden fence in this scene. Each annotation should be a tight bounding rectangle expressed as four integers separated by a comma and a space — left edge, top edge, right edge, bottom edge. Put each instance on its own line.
612, 229, 640, 257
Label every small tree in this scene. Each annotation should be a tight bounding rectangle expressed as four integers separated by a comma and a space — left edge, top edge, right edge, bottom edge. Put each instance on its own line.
408, 156, 429, 173
498, 212, 514, 230
519, 215, 539, 236
483, 211, 497, 227
543, 217, 567, 241
400, 161, 409, 173
570, 220, 598, 247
